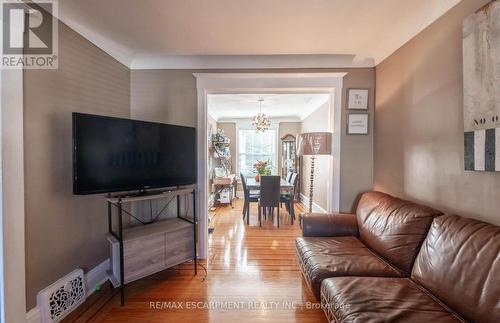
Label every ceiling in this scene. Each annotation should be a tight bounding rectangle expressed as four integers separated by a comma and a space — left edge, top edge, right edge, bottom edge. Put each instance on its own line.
57, 0, 461, 69
207, 93, 330, 121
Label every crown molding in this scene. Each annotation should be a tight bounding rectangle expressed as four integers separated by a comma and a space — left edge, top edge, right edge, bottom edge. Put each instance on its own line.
132, 55, 374, 70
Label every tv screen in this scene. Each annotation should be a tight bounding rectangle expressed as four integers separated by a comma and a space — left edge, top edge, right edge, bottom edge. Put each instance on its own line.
72, 113, 197, 194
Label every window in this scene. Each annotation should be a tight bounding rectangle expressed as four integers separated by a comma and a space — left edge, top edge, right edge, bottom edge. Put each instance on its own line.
238, 129, 277, 177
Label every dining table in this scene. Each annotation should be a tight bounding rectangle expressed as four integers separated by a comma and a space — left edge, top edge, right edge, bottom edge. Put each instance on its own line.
245, 177, 295, 220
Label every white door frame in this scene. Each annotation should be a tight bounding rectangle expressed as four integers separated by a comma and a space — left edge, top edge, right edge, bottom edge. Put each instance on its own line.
1, 2, 27, 319
1, 68, 27, 322
194, 73, 346, 258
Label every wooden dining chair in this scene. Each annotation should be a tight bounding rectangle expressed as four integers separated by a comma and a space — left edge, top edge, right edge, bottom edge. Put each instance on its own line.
281, 171, 293, 208
281, 173, 298, 224
240, 173, 259, 225
258, 176, 281, 227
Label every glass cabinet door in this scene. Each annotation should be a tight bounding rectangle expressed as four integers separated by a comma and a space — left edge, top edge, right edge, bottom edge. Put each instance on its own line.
281, 134, 297, 177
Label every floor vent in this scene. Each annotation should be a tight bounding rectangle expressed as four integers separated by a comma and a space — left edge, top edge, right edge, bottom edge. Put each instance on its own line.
37, 269, 86, 323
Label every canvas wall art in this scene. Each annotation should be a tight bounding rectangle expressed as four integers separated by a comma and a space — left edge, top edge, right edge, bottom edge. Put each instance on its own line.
463, 0, 500, 171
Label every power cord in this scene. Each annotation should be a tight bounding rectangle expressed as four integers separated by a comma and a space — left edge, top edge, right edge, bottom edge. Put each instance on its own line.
182, 194, 208, 282
197, 261, 208, 282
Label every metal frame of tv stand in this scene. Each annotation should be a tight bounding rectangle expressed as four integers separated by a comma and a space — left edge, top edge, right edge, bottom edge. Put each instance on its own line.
106, 187, 197, 306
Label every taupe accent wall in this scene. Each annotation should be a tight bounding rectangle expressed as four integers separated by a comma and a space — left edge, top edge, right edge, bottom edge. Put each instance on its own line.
131, 68, 375, 213
23, 22, 130, 309
299, 82, 376, 213
339, 69, 375, 212
374, 0, 500, 225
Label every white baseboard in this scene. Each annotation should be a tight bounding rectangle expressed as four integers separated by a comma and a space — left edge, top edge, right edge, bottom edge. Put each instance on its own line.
26, 259, 110, 323
86, 259, 110, 295
26, 307, 41, 323
300, 193, 327, 213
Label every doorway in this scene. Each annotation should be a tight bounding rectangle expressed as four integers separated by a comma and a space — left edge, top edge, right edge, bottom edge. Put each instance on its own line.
194, 73, 346, 259
207, 93, 331, 217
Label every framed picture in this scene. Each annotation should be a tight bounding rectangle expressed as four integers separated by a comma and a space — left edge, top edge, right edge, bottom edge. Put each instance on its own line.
347, 88, 369, 110
347, 113, 369, 135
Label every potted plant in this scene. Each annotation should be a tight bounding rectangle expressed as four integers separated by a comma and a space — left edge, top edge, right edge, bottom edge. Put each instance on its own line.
254, 160, 272, 182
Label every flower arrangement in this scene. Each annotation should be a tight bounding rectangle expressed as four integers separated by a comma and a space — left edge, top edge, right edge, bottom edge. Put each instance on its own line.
254, 160, 271, 181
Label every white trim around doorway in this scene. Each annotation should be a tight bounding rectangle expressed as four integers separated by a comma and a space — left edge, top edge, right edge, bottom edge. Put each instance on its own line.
194, 73, 346, 258
1, 68, 27, 323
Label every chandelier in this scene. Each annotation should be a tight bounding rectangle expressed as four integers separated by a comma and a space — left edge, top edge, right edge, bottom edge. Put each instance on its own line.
252, 99, 271, 132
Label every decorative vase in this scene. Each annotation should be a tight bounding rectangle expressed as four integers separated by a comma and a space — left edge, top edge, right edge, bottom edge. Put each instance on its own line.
255, 174, 261, 182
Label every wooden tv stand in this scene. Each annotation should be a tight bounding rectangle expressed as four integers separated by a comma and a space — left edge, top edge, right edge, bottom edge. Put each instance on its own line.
107, 218, 194, 285
106, 187, 197, 306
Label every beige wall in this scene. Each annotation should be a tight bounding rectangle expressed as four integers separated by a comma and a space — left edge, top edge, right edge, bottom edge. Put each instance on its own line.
23, 22, 130, 309
374, 0, 500, 225
131, 68, 375, 213
300, 103, 330, 209
131, 70, 197, 127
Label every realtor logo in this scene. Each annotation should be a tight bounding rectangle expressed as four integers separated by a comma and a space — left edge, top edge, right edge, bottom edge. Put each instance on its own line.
1, 0, 58, 69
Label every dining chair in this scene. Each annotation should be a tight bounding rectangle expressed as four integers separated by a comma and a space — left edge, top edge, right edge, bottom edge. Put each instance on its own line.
281, 173, 298, 224
258, 176, 281, 227
290, 172, 298, 193
281, 171, 293, 208
240, 173, 259, 225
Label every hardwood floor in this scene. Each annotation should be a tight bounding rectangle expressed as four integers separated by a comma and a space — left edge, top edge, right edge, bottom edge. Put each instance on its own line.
66, 199, 326, 322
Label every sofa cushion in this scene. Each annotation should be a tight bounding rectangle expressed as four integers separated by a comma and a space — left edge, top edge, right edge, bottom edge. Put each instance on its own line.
321, 277, 463, 323
356, 191, 442, 273
301, 213, 358, 237
295, 236, 403, 299
411, 215, 500, 323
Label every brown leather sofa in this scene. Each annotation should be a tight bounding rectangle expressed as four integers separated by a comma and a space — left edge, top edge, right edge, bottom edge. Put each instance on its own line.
296, 191, 500, 322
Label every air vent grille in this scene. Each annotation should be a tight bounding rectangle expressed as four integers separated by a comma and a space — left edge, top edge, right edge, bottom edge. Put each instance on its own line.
37, 269, 86, 323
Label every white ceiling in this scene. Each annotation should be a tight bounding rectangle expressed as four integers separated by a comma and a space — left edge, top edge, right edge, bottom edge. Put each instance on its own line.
57, 0, 461, 69
207, 93, 330, 121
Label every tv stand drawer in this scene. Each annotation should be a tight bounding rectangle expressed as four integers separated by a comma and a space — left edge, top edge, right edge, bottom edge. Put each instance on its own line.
166, 226, 194, 267
107, 218, 194, 286
124, 233, 165, 283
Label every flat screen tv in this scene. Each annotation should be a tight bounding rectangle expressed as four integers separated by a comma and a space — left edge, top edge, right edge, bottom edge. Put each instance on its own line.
72, 113, 197, 195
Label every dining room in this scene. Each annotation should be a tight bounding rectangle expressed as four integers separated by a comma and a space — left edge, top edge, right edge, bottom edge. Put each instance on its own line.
207, 93, 332, 232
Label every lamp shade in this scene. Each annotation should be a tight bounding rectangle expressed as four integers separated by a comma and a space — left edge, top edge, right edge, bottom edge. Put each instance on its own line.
297, 132, 332, 156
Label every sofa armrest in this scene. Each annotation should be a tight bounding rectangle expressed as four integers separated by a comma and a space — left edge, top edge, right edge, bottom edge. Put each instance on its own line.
301, 213, 358, 237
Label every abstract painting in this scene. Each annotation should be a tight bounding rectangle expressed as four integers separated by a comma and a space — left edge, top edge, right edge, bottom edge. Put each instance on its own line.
463, 0, 500, 171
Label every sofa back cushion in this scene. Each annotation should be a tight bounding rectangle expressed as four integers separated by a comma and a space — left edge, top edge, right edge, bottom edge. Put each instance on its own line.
356, 191, 442, 273
411, 215, 500, 323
